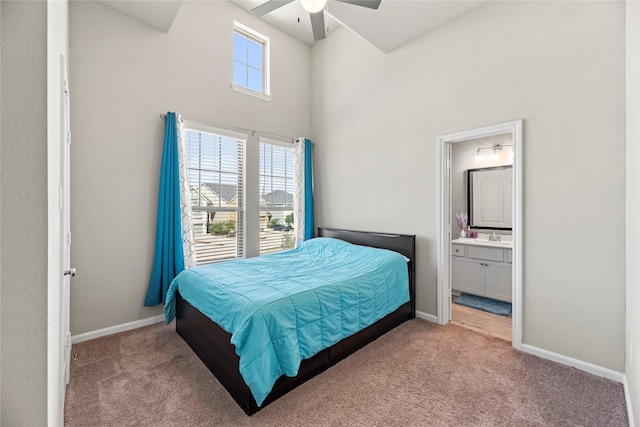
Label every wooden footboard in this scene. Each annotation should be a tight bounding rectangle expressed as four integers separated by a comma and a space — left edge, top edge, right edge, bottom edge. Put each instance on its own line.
175, 228, 416, 415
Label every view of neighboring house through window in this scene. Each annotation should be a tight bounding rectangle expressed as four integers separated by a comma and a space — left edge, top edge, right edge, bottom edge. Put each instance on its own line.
259, 141, 295, 254
233, 22, 269, 96
183, 125, 296, 263
185, 127, 245, 263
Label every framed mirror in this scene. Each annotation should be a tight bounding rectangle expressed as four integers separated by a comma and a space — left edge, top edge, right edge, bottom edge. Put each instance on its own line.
467, 165, 512, 230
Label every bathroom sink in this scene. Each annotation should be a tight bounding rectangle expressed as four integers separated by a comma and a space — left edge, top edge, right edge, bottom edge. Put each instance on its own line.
477, 240, 512, 246
452, 238, 512, 248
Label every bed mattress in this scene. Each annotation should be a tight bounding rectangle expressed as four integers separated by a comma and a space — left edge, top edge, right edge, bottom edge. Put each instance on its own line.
165, 237, 409, 406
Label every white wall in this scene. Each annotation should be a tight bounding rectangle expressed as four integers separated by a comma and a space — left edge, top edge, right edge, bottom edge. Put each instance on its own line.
625, 0, 639, 423
312, 1, 626, 372
1, 2, 50, 425
69, 1, 311, 334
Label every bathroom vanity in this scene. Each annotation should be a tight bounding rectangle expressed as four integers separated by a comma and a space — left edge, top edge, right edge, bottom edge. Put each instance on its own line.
451, 238, 512, 303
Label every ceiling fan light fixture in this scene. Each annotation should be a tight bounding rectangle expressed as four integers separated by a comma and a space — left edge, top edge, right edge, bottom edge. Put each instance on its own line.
300, 0, 327, 13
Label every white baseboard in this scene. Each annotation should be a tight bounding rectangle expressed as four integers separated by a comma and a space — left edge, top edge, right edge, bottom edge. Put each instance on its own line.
415, 310, 438, 323
74, 311, 437, 343
70, 312, 634, 426
521, 343, 625, 383
71, 314, 166, 344
419, 316, 626, 385
622, 375, 636, 427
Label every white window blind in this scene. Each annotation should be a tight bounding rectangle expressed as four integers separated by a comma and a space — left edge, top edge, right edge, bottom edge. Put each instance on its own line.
185, 128, 245, 263
259, 141, 294, 254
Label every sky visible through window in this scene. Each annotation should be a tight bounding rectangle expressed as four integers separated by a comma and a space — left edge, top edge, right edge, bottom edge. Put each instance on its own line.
233, 32, 263, 93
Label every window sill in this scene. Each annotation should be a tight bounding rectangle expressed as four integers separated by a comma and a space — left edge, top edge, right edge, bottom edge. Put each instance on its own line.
231, 84, 272, 102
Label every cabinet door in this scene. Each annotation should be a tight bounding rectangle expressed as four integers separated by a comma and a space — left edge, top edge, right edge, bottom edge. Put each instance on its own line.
452, 257, 484, 296
484, 262, 512, 302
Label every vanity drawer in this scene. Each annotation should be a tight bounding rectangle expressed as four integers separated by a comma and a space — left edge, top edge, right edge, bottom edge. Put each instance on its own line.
506, 249, 512, 263
451, 244, 466, 257
467, 246, 504, 262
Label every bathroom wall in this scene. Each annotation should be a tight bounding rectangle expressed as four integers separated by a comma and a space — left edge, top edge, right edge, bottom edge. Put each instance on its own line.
451, 133, 513, 237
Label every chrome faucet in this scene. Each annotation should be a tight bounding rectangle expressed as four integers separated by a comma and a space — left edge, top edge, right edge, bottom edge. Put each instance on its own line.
489, 230, 501, 242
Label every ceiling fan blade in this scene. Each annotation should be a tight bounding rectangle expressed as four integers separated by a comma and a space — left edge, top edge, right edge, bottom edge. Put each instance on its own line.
334, 0, 382, 9
310, 11, 326, 41
251, 0, 294, 17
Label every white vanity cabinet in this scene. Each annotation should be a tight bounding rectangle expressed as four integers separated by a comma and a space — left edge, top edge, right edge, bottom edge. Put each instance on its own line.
451, 243, 512, 303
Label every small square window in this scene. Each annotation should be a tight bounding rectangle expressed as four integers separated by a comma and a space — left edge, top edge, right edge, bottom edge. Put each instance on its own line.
233, 22, 271, 101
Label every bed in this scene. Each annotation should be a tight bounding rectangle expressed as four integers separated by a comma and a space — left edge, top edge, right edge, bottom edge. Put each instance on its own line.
166, 227, 416, 415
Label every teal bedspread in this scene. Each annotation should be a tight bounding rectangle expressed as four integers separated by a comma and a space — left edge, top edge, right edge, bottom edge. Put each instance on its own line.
164, 237, 409, 406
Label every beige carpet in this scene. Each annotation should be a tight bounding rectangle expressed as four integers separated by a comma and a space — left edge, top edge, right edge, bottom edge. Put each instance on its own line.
65, 319, 628, 426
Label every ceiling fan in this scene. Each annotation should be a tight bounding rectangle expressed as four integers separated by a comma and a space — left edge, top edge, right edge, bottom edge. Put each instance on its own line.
251, 0, 382, 42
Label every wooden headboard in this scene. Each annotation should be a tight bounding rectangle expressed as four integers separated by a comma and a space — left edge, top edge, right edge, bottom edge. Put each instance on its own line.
317, 227, 416, 318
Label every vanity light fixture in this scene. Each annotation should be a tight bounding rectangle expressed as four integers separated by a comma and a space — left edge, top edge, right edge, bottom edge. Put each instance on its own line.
474, 144, 513, 160
492, 144, 502, 159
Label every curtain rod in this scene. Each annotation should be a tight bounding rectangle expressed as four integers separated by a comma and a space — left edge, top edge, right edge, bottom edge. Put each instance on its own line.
159, 113, 300, 144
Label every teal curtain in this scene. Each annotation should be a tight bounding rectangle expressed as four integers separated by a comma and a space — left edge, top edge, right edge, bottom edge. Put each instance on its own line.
304, 139, 314, 240
144, 112, 184, 307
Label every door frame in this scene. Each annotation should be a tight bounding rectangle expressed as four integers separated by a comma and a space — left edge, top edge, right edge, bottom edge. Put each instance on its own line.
436, 120, 523, 350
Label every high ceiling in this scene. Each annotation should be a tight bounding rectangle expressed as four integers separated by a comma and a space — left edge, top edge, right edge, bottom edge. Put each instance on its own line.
229, 0, 485, 52
96, 0, 184, 32
96, 0, 485, 53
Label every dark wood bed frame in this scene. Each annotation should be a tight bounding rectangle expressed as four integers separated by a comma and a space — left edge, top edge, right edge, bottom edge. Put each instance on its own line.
175, 227, 416, 415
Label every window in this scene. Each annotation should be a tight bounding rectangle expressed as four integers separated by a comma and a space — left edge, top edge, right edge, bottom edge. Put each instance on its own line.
259, 141, 294, 254
185, 125, 245, 264
233, 22, 270, 100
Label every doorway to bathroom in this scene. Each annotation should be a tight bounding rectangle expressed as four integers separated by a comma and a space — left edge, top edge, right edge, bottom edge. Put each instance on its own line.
437, 121, 523, 350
